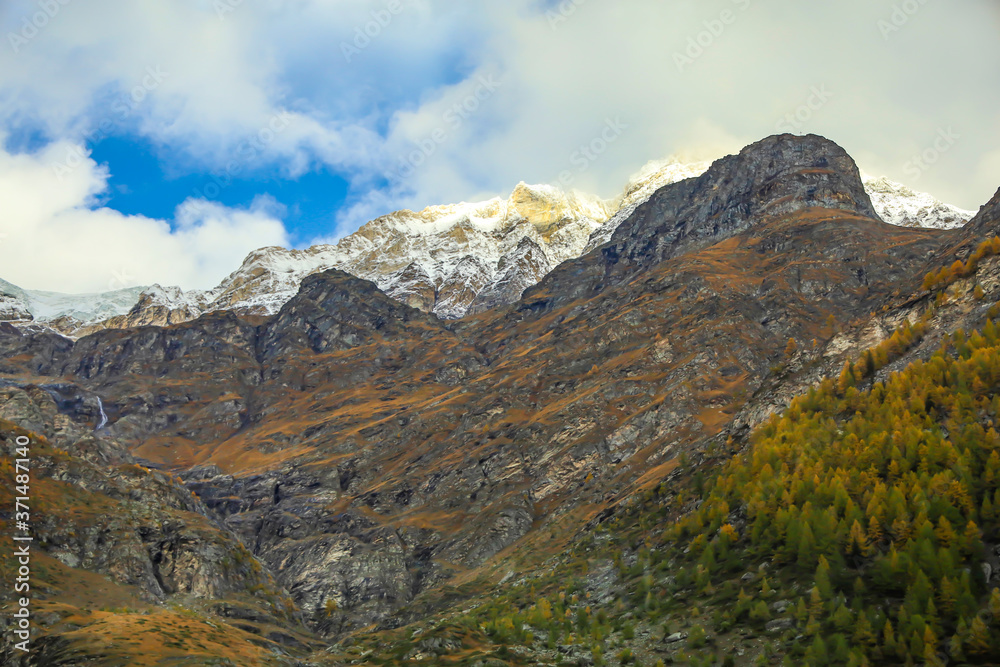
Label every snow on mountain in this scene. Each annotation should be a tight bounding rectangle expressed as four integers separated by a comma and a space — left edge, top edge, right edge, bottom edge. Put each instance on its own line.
0, 277, 148, 327
0, 158, 979, 336
467, 236, 553, 317
584, 163, 976, 252
182, 181, 616, 321
68, 284, 215, 336
0, 292, 32, 323
862, 174, 975, 230
585, 158, 713, 252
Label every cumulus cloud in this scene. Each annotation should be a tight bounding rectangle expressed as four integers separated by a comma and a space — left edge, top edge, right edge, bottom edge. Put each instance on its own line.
0, 0, 998, 289
373, 0, 1000, 213
0, 140, 289, 292
324, 0, 1000, 233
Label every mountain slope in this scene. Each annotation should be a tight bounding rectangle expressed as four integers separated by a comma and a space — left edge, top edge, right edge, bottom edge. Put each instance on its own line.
864, 174, 976, 229
178, 182, 617, 322
0, 277, 148, 329
588, 167, 975, 255
1, 134, 998, 666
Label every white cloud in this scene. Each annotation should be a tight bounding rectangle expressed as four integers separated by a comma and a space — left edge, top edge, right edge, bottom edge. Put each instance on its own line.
0, 139, 289, 292
0, 0, 998, 291
349, 0, 1000, 219
0, 0, 392, 176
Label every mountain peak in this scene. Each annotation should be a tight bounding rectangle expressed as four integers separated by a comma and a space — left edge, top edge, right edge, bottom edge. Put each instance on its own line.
0, 136, 982, 337
603, 133, 878, 272
862, 173, 974, 229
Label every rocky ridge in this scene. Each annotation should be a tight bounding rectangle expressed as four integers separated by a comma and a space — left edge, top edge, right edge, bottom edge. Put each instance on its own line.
2, 160, 975, 338
0, 278, 148, 331
587, 166, 974, 254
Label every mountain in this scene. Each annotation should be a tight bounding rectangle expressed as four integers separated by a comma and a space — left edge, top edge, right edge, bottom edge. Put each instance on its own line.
0, 184, 619, 337
587, 166, 976, 250
0, 277, 148, 331
863, 173, 976, 229
200, 181, 614, 322
0, 292, 31, 322
2, 133, 998, 665
2, 160, 975, 339
583, 159, 713, 251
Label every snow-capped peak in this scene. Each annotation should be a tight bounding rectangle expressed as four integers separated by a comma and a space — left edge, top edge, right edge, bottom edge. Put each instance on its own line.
861, 173, 975, 230
0, 277, 148, 328
584, 157, 712, 252
1, 157, 980, 336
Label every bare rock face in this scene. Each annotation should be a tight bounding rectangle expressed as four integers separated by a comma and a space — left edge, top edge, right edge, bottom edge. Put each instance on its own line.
432, 256, 494, 319
968, 186, 1000, 234
0, 292, 31, 322
515, 134, 886, 314
584, 159, 714, 252
0, 388, 290, 605
604, 133, 880, 275
467, 237, 552, 316
259, 269, 440, 357
381, 262, 438, 313
590, 168, 976, 251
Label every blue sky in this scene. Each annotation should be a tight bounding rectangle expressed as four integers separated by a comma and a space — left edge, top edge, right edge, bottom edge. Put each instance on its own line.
87, 136, 351, 247
0, 0, 998, 292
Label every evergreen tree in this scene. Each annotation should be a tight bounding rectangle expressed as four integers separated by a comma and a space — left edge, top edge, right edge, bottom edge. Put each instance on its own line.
966, 615, 991, 656
814, 556, 833, 600
837, 360, 855, 395
852, 611, 876, 649
847, 519, 870, 558
882, 620, 898, 656
798, 522, 818, 570
809, 635, 829, 666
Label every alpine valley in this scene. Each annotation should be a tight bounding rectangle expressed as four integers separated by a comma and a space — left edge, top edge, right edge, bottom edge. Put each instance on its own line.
2, 134, 1000, 667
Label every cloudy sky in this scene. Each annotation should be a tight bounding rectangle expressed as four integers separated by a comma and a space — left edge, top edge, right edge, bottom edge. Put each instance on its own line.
0, 0, 997, 293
